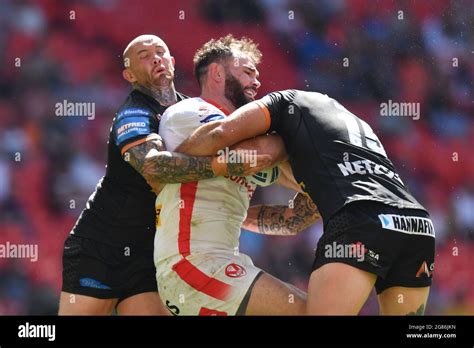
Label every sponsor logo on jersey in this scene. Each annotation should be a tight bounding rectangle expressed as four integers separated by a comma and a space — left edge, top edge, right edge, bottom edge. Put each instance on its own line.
378, 214, 435, 237
79, 277, 112, 290
116, 108, 150, 118
200, 114, 225, 123
337, 159, 404, 184
114, 115, 150, 143
416, 261, 434, 278
117, 121, 147, 134
225, 263, 247, 278
362, 247, 381, 268
226, 176, 255, 199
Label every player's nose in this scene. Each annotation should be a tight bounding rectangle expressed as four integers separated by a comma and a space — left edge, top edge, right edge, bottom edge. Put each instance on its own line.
152, 54, 162, 65
252, 78, 261, 90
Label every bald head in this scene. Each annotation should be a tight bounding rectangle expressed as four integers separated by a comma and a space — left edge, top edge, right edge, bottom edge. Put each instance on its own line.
122, 35, 170, 68
121, 34, 175, 90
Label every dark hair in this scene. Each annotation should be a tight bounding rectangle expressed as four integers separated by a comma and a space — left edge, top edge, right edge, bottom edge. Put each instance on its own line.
193, 34, 262, 87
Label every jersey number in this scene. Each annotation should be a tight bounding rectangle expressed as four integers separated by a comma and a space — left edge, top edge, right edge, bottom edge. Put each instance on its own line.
335, 102, 387, 157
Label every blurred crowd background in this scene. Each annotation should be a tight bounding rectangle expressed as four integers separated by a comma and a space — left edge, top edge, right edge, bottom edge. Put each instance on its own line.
0, 0, 472, 315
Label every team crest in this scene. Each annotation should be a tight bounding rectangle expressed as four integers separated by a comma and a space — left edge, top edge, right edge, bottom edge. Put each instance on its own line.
225, 263, 247, 278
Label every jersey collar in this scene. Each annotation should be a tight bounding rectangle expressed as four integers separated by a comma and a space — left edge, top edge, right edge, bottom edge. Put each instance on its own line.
201, 98, 231, 116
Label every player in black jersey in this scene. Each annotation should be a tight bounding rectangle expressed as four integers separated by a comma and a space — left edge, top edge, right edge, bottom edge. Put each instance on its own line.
176, 89, 435, 315
59, 35, 271, 315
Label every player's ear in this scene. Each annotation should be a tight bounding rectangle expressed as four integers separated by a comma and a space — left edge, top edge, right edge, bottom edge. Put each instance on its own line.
122, 69, 137, 83
169, 56, 176, 74
208, 63, 224, 83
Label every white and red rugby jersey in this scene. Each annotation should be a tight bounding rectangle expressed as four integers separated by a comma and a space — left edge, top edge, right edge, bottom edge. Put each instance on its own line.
154, 97, 257, 263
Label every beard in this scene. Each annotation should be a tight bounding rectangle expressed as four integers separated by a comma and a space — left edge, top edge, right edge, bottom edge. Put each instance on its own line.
152, 69, 174, 88
224, 72, 254, 108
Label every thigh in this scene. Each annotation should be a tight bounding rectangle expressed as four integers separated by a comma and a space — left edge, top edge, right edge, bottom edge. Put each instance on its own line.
378, 286, 430, 315
245, 273, 306, 315
307, 262, 376, 315
58, 291, 117, 315
116, 292, 170, 315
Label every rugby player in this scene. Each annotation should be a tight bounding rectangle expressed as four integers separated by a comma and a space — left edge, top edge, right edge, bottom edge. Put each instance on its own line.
154, 36, 319, 315
176, 89, 435, 315
59, 35, 267, 315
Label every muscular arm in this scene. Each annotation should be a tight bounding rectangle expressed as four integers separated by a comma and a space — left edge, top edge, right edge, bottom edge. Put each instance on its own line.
124, 135, 216, 194
126, 125, 285, 195
242, 193, 321, 236
225, 134, 288, 175
175, 102, 269, 156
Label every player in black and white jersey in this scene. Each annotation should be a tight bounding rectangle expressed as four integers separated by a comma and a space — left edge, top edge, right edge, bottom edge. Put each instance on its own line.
176, 89, 435, 315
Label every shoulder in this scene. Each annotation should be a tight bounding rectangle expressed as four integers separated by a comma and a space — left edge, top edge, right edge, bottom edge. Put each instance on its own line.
264, 89, 299, 103
161, 97, 225, 124
111, 91, 160, 146
114, 90, 156, 122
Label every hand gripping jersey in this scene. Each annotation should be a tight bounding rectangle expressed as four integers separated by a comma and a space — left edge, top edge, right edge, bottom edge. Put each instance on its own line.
154, 98, 262, 315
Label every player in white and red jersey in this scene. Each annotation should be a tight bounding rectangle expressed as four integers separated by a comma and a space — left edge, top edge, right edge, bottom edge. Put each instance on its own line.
153, 35, 320, 315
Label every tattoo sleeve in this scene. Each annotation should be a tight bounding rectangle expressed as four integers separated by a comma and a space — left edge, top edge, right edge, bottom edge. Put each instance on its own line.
243, 193, 321, 235
124, 135, 215, 193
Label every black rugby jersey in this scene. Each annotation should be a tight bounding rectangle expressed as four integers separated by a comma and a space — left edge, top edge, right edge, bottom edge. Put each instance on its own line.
257, 89, 427, 222
71, 88, 187, 248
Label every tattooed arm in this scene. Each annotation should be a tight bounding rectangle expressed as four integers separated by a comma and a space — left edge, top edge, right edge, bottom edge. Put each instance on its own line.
242, 193, 321, 236
124, 135, 216, 194
125, 132, 285, 195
